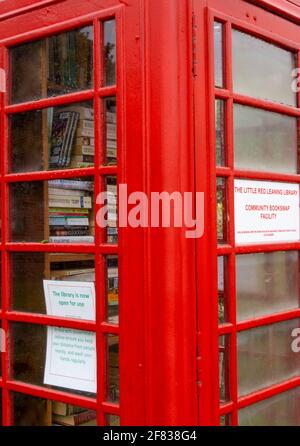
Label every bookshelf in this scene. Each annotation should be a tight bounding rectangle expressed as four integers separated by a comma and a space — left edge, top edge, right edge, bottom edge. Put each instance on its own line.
10, 21, 118, 427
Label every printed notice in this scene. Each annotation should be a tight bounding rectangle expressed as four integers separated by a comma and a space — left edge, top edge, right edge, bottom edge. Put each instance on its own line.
43, 280, 96, 393
234, 179, 300, 244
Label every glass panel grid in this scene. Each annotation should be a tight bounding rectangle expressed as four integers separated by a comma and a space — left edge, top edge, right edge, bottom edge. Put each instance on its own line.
213, 17, 300, 427
0, 16, 119, 426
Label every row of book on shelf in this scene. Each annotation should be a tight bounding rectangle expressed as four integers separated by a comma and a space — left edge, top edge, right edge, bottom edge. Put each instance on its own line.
48, 102, 117, 169
48, 178, 117, 244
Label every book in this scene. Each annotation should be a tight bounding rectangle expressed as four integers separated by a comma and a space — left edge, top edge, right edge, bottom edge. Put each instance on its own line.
49, 111, 79, 168
49, 236, 94, 243
48, 179, 94, 191
52, 409, 96, 426
50, 267, 95, 279
49, 196, 92, 209
52, 401, 85, 417
50, 228, 89, 237
48, 187, 91, 197
49, 217, 90, 226
72, 145, 95, 156
58, 106, 94, 121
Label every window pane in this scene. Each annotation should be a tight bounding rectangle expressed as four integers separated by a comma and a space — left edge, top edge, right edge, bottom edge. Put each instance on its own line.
220, 414, 232, 426
12, 323, 96, 397
239, 387, 300, 426
13, 393, 96, 426
219, 335, 230, 403
232, 30, 296, 106
11, 27, 93, 104
217, 178, 228, 244
10, 101, 94, 173
215, 100, 226, 166
106, 414, 120, 426
234, 105, 298, 174
104, 97, 117, 165
10, 177, 95, 243
104, 20, 116, 86
106, 256, 118, 324
237, 251, 300, 321
214, 22, 224, 88
106, 176, 118, 244
11, 252, 95, 316
107, 335, 119, 403
218, 256, 229, 324
237, 319, 300, 396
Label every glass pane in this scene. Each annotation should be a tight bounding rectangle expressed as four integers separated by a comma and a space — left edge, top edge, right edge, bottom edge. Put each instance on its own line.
220, 414, 231, 426
239, 387, 300, 426
237, 251, 300, 321
219, 335, 230, 403
10, 177, 95, 243
106, 414, 120, 426
107, 335, 119, 403
218, 256, 229, 324
11, 252, 95, 316
106, 176, 118, 244
214, 22, 224, 88
237, 318, 300, 396
13, 393, 96, 426
10, 101, 94, 173
12, 323, 96, 397
104, 20, 116, 86
234, 105, 298, 174
106, 256, 118, 324
104, 97, 117, 165
215, 99, 226, 166
11, 27, 93, 104
232, 29, 296, 106
217, 178, 228, 244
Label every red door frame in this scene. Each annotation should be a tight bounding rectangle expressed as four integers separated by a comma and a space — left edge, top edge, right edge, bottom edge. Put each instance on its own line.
194, 0, 300, 426
0, 0, 198, 426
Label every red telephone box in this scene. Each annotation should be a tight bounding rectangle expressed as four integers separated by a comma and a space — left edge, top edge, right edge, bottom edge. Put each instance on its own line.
0, 0, 299, 426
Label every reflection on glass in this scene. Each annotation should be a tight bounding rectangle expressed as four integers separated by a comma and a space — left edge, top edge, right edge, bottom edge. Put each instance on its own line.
214, 22, 224, 88
11, 27, 93, 104
237, 319, 300, 397
10, 101, 94, 173
13, 393, 96, 426
104, 97, 117, 165
218, 256, 228, 324
104, 20, 116, 86
219, 335, 230, 403
11, 252, 95, 315
107, 335, 119, 403
10, 177, 95, 243
232, 29, 296, 106
106, 414, 120, 426
234, 105, 298, 174
106, 256, 118, 324
236, 251, 300, 321
12, 323, 96, 398
215, 99, 226, 166
106, 176, 118, 244
239, 387, 300, 426
217, 178, 227, 244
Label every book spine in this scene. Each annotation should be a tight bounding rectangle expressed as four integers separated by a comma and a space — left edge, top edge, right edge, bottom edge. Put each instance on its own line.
48, 179, 94, 191
49, 236, 94, 243
49, 217, 89, 226
49, 196, 92, 209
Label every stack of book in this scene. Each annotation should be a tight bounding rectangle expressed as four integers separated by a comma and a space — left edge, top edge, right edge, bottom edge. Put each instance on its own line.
106, 103, 117, 164
48, 179, 94, 243
52, 401, 96, 426
48, 105, 94, 169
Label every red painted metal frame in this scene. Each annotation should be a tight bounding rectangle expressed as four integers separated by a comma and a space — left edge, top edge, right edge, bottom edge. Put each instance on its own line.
195, 0, 300, 426
0, 0, 126, 426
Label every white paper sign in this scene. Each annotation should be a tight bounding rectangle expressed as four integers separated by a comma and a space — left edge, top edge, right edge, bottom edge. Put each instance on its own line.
43, 280, 96, 393
234, 179, 300, 244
